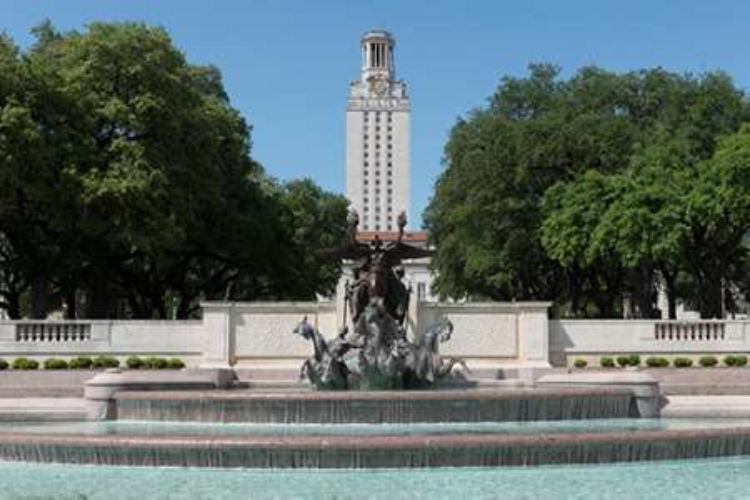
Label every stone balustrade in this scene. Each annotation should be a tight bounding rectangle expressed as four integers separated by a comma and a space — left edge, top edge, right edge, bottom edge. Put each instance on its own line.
0, 304, 748, 373
15, 323, 92, 342
551, 319, 750, 367
654, 321, 725, 341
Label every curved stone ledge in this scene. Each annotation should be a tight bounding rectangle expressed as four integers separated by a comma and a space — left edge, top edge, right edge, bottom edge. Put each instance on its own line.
0, 427, 749, 468
536, 371, 660, 417
113, 387, 635, 424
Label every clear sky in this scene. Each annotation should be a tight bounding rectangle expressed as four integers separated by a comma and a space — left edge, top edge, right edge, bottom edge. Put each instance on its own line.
2, 0, 750, 226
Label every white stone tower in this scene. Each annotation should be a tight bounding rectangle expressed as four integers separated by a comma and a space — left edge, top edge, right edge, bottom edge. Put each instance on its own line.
346, 30, 410, 232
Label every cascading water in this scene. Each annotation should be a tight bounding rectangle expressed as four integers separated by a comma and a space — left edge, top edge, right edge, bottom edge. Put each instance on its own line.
113, 388, 635, 424
2, 427, 750, 468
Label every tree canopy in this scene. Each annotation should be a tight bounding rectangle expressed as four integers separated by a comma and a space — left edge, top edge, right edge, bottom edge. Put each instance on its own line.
426, 64, 750, 318
0, 21, 347, 319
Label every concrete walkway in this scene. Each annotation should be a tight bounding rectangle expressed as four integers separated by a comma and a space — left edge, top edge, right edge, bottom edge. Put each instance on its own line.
663, 396, 750, 418
0, 398, 87, 421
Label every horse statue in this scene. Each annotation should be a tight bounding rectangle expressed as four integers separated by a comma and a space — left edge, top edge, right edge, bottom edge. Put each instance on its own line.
293, 318, 349, 390
410, 319, 469, 385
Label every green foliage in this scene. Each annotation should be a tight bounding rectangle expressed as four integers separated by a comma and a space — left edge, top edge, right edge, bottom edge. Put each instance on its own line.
724, 355, 748, 367
0, 21, 347, 320
43, 358, 69, 370
92, 356, 119, 369
573, 359, 587, 369
166, 358, 186, 370
673, 357, 694, 368
646, 357, 669, 368
628, 354, 641, 367
125, 355, 178, 369
126, 356, 143, 369
69, 356, 93, 369
12, 357, 39, 370
0, 359, 8, 370
142, 356, 168, 369
600, 356, 615, 368
616, 355, 630, 367
699, 356, 718, 367
427, 63, 750, 318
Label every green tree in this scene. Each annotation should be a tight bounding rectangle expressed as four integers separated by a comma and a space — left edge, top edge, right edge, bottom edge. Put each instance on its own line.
427, 64, 750, 317
0, 22, 348, 319
276, 179, 349, 299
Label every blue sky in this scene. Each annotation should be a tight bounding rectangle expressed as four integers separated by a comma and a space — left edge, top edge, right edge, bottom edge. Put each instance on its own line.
2, 0, 750, 226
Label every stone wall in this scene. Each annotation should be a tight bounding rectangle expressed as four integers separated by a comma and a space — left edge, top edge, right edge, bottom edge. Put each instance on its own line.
0, 320, 204, 364
550, 319, 750, 367
6, 303, 747, 374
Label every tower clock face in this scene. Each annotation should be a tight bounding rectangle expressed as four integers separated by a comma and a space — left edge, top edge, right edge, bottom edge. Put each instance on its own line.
369, 77, 388, 96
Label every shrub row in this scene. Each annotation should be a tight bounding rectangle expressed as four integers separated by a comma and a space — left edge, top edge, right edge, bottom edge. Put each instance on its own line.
126, 356, 185, 370
579, 354, 750, 369
0, 356, 186, 370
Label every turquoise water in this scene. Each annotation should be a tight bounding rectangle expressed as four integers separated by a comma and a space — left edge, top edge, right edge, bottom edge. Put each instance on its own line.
3, 417, 750, 437
1, 456, 750, 499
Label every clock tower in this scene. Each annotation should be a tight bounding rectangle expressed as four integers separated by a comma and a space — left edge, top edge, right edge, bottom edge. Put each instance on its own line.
346, 30, 410, 232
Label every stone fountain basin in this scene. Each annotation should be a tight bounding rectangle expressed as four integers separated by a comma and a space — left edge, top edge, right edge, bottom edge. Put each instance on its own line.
111, 387, 638, 424
0, 426, 750, 468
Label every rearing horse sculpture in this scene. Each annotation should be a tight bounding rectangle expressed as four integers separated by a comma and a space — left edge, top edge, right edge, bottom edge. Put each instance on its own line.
297, 211, 466, 390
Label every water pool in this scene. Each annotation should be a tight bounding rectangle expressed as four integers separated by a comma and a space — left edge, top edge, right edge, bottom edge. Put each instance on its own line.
0, 456, 748, 499
2, 417, 750, 437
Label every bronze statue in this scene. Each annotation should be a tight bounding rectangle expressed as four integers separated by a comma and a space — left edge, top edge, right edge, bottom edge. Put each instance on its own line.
295, 211, 466, 390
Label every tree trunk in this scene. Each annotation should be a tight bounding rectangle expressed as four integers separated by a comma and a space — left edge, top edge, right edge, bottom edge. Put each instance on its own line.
5, 291, 20, 319
696, 276, 723, 319
64, 289, 77, 319
87, 273, 114, 319
30, 272, 49, 319
662, 270, 677, 320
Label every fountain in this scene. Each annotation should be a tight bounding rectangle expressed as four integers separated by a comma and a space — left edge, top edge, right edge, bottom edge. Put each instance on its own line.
294, 211, 465, 390
0, 212, 749, 477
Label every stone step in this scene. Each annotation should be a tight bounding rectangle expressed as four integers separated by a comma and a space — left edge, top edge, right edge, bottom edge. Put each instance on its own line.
662, 396, 750, 418
0, 386, 84, 398
661, 383, 750, 396
0, 398, 87, 421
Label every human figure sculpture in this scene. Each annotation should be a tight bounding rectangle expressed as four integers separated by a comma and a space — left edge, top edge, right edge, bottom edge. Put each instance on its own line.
295, 211, 466, 390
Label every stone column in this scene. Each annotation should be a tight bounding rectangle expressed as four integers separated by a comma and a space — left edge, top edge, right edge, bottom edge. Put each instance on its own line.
199, 302, 235, 369
517, 302, 553, 369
